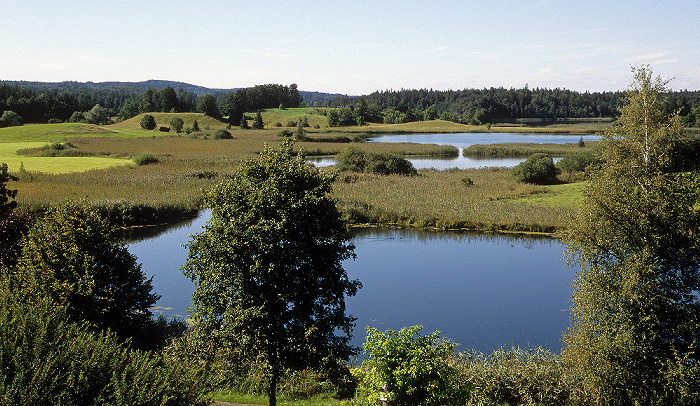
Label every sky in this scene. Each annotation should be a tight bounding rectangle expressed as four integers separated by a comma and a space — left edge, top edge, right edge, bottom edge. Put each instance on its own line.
1, 0, 698, 95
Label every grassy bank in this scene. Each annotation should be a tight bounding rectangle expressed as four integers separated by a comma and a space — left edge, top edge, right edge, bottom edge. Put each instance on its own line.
464, 141, 600, 157
1, 119, 587, 232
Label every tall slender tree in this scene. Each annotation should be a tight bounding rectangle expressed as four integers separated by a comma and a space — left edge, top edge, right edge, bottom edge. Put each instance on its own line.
183, 140, 360, 406
563, 66, 700, 405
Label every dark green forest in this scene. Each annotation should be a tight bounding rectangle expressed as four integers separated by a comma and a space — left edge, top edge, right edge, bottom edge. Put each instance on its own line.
1, 80, 700, 127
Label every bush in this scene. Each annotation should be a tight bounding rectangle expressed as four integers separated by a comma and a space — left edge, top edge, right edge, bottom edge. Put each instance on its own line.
274, 121, 283, 127
556, 151, 600, 173
169, 116, 184, 133
47, 118, 63, 124
0, 284, 208, 405
133, 152, 159, 166
335, 146, 417, 176
349, 326, 466, 406
213, 129, 233, 139
512, 153, 558, 184
286, 120, 297, 127
277, 129, 294, 138
0, 110, 23, 127
140, 114, 156, 130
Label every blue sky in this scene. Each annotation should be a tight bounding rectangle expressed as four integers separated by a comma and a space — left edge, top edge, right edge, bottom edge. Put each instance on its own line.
1, 0, 698, 94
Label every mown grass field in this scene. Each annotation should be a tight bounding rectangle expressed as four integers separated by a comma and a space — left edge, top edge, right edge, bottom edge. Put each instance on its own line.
1, 117, 588, 232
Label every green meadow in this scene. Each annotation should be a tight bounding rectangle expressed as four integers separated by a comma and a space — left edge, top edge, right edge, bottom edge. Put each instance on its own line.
0, 115, 590, 232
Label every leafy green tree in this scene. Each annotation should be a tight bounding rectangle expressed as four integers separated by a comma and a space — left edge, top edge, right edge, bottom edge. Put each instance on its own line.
196, 94, 220, 117
140, 114, 156, 130
169, 115, 184, 133
16, 202, 159, 343
350, 326, 464, 406
252, 111, 264, 129
83, 104, 109, 125
0, 110, 23, 127
182, 140, 360, 406
511, 153, 558, 184
563, 66, 700, 405
69, 110, 86, 123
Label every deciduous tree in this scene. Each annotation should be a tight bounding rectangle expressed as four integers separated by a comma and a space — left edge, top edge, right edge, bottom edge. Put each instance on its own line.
16, 202, 159, 343
563, 66, 700, 405
182, 140, 360, 406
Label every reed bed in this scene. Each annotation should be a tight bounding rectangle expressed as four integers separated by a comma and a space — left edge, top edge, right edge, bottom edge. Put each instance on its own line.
464, 141, 600, 157
331, 168, 576, 233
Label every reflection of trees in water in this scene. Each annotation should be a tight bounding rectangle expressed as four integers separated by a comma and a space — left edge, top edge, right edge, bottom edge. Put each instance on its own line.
119, 212, 203, 243
350, 226, 557, 247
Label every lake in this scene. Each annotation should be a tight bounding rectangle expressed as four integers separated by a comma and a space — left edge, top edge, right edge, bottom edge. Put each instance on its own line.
128, 213, 575, 353
308, 132, 600, 169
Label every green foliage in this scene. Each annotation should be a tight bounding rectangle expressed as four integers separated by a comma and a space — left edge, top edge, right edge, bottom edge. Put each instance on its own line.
15, 201, 159, 345
349, 326, 465, 406
84, 104, 110, 125
461, 176, 473, 187
132, 151, 159, 166
455, 347, 574, 406
169, 115, 185, 133
335, 146, 417, 176
239, 115, 250, 129
182, 139, 360, 406
252, 111, 264, 129
69, 110, 86, 123
277, 129, 294, 138
196, 94, 219, 117
0, 283, 208, 405
563, 66, 700, 405
0, 110, 23, 127
192, 118, 200, 132
140, 114, 156, 130
212, 129, 232, 139
511, 153, 558, 184
556, 151, 600, 173
0, 162, 18, 215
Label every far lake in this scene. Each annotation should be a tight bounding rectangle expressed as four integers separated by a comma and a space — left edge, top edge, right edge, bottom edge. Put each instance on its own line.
308, 132, 600, 169
128, 213, 575, 353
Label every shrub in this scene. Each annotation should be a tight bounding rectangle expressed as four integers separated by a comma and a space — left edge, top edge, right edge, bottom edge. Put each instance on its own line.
349, 326, 466, 406
47, 118, 63, 124
556, 151, 600, 173
461, 176, 474, 186
277, 129, 294, 138
0, 110, 23, 127
213, 129, 233, 139
511, 153, 558, 184
140, 114, 156, 130
0, 284, 209, 405
365, 152, 417, 176
274, 121, 283, 127
335, 146, 417, 176
133, 152, 159, 166
169, 116, 184, 133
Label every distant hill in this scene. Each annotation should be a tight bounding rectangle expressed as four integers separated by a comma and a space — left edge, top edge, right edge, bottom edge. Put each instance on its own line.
0, 80, 350, 105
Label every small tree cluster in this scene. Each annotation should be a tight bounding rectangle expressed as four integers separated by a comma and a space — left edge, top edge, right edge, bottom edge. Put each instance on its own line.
140, 114, 157, 130
511, 153, 558, 184
335, 146, 417, 176
0, 110, 23, 127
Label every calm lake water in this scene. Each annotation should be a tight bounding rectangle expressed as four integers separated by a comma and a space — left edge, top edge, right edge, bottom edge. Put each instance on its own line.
309, 132, 600, 169
128, 213, 575, 353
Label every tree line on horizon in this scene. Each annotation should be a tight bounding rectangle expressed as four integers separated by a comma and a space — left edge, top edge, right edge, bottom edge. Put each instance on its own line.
1, 80, 700, 128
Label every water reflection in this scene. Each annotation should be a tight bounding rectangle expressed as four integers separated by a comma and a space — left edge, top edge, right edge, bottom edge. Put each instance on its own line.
128, 214, 574, 353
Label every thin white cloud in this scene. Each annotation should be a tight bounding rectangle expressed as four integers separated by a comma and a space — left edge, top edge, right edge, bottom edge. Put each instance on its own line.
238, 49, 299, 59
421, 46, 447, 54
625, 52, 672, 62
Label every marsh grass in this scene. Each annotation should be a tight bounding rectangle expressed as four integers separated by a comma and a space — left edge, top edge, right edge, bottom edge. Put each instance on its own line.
464, 141, 600, 157
332, 168, 575, 232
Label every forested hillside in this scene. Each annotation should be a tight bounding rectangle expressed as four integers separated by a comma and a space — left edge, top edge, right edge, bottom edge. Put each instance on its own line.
1, 80, 699, 127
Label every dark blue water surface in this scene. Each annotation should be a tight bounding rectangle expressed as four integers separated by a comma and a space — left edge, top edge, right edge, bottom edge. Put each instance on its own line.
129, 215, 574, 353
